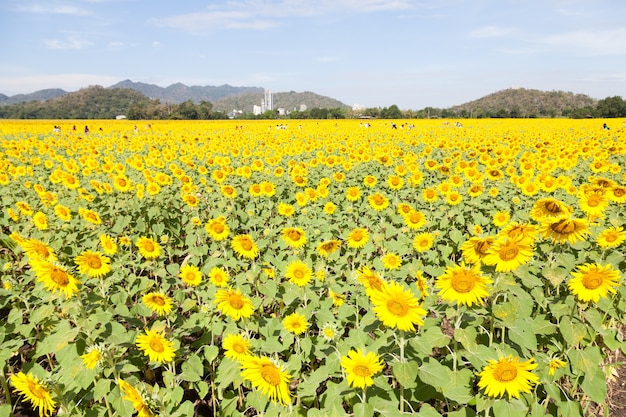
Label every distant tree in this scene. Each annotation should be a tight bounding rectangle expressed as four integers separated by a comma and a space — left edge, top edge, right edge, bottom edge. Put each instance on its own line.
596, 96, 626, 117
380, 104, 402, 119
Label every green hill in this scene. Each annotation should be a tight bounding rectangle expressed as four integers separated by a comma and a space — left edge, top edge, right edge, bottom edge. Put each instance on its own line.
448, 88, 597, 117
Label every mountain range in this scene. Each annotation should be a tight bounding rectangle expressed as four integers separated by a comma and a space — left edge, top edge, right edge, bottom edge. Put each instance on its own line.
0, 80, 348, 111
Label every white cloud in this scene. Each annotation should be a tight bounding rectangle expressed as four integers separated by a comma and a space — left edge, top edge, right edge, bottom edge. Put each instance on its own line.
15, 4, 90, 16
149, 0, 417, 32
469, 25, 515, 38
541, 28, 626, 56
43, 36, 93, 50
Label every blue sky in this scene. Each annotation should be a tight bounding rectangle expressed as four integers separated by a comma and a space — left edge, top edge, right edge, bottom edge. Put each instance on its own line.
1, 0, 625, 109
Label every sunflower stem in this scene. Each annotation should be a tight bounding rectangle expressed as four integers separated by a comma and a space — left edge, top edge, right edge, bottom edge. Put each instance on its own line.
399, 331, 405, 413
0, 368, 12, 414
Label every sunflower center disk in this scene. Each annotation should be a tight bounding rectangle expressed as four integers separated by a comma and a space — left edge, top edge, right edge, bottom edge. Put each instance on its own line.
153, 296, 165, 306
87, 258, 102, 268
51, 270, 69, 286
260, 365, 281, 386
387, 300, 408, 316
149, 339, 164, 353
144, 242, 155, 252
213, 224, 224, 233
27, 381, 48, 399
353, 365, 372, 377
582, 272, 603, 290
451, 273, 475, 293
500, 246, 519, 261
493, 363, 518, 382
240, 240, 253, 251
228, 294, 244, 309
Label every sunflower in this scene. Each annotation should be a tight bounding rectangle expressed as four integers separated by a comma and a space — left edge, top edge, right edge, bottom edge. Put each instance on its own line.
143, 292, 173, 316
345, 186, 362, 201
221, 185, 237, 199
499, 222, 538, 242
20, 238, 57, 262
222, 333, 252, 360
249, 183, 263, 197
320, 322, 338, 341
608, 185, 626, 203
482, 236, 534, 272
136, 236, 161, 260
540, 217, 589, 245
284, 260, 313, 287
78, 207, 102, 225
356, 266, 386, 296
15, 201, 33, 216
415, 270, 429, 300
460, 236, 494, 265
99, 234, 118, 255
29, 257, 80, 298
277, 202, 295, 217
329, 289, 345, 307
10, 372, 56, 417
368, 192, 390, 211
281, 227, 307, 249
32, 212, 48, 230
413, 232, 435, 253
547, 357, 567, 376
404, 209, 427, 230
340, 349, 385, 389
282, 311, 309, 335
113, 174, 133, 192
118, 379, 156, 417
445, 191, 463, 206
260, 181, 276, 197
530, 198, 572, 222
596, 226, 626, 248
317, 239, 341, 257
135, 329, 176, 363
178, 264, 202, 286
396, 203, 413, 217
74, 250, 111, 278
578, 190, 609, 218
477, 355, 539, 399
323, 201, 337, 214
346, 228, 369, 249
205, 217, 230, 241
81, 345, 103, 369
214, 287, 254, 321
568, 263, 620, 303
240, 355, 292, 406
369, 281, 426, 331
387, 175, 404, 190
209, 267, 230, 287
422, 187, 439, 203
467, 183, 484, 198
492, 211, 510, 228
435, 262, 492, 306
231, 234, 259, 259
381, 252, 402, 270
363, 175, 377, 188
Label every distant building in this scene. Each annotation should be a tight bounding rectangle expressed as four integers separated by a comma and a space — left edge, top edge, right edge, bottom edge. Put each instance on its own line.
277, 108, 286, 116
300, 104, 307, 111
253, 105, 262, 116
264, 89, 273, 111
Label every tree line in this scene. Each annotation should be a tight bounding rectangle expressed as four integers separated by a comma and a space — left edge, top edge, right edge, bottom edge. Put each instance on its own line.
1, 85, 625, 120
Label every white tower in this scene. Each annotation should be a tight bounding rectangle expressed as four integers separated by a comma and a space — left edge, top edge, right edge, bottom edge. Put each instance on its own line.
265, 89, 273, 111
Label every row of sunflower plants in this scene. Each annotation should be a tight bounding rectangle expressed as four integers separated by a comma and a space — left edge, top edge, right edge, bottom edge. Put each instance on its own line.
0, 118, 625, 417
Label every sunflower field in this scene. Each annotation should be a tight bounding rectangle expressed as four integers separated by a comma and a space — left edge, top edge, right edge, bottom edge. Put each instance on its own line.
0, 118, 625, 417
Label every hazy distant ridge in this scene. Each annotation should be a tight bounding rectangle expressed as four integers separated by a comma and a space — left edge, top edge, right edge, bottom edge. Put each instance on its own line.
108, 80, 264, 104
